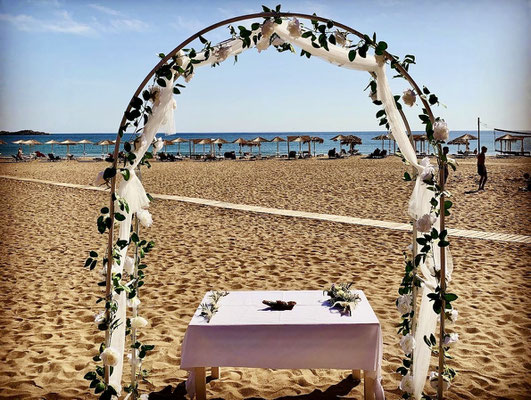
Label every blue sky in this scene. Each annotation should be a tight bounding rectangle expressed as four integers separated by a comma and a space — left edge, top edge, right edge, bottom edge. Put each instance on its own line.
0, 0, 529, 133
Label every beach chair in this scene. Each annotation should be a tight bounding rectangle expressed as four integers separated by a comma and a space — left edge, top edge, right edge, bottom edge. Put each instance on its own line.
48, 153, 60, 161
288, 150, 297, 159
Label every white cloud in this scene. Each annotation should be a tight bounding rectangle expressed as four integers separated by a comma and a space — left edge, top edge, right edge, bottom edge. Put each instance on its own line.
0, 10, 94, 35
88, 3, 122, 17
89, 3, 149, 32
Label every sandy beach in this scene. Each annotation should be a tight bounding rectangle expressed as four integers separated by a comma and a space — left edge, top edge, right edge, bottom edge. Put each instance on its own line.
0, 156, 530, 399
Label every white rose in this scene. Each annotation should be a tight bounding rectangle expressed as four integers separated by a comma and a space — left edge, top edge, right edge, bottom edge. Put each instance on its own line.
402, 89, 416, 107
127, 296, 141, 309
336, 289, 345, 298
153, 137, 164, 152
175, 50, 189, 68
433, 120, 449, 141
136, 209, 152, 228
397, 294, 412, 315
261, 20, 275, 39
127, 350, 142, 366
443, 332, 459, 346
256, 38, 270, 53
429, 371, 451, 390
287, 18, 301, 38
446, 309, 458, 323
131, 316, 148, 329
399, 334, 416, 355
100, 347, 120, 367
150, 86, 161, 106
124, 256, 135, 275
334, 30, 348, 47
416, 213, 436, 233
93, 171, 106, 187
271, 36, 284, 47
94, 311, 106, 325
419, 157, 435, 181
399, 374, 414, 394
215, 45, 230, 62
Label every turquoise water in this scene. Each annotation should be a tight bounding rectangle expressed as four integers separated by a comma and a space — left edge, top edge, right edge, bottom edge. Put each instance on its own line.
1, 130, 526, 158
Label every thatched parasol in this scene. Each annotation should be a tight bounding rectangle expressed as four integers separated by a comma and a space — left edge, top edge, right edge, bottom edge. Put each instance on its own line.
21, 139, 42, 154
59, 139, 78, 156
97, 139, 114, 155
251, 136, 269, 156
271, 136, 286, 156
77, 139, 94, 156
233, 137, 248, 156
171, 137, 189, 154
198, 138, 212, 155
448, 133, 477, 152
310, 136, 324, 156
45, 139, 60, 153
213, 138, 229, 156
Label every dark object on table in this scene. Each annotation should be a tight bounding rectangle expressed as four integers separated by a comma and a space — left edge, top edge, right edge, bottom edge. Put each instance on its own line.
262, 300, 296, 310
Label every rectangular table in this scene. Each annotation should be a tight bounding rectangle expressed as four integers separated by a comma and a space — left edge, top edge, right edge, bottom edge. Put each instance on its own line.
181, 290, 384, 400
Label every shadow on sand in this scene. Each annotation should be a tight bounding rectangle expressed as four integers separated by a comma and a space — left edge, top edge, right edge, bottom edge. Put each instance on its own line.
148, 374, 361, 400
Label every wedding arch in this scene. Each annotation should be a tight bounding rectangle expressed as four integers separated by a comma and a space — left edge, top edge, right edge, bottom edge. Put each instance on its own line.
84, 6, 459, 400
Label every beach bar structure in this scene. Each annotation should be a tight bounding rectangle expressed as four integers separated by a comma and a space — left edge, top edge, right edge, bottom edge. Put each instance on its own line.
494, 128, 531, 156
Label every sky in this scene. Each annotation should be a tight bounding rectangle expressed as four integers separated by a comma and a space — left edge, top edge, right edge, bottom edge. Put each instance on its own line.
0, 0, 529, 133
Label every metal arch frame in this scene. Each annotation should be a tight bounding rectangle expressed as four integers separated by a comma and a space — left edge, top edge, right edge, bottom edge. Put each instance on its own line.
103, 10, 447, 399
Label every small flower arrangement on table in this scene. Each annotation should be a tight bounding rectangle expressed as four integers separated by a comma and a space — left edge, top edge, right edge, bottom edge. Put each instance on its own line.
323, 283, 361, 316
200, 291, 229, 322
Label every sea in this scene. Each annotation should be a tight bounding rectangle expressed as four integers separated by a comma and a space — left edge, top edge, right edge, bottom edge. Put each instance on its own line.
1, 130, 527, 158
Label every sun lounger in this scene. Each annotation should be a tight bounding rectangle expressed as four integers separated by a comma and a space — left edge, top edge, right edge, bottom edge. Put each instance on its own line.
48, 153, 61, 161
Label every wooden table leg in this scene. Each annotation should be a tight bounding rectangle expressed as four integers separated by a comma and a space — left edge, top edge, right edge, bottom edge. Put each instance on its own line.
351, 369, 361, 380
194, 367, 206, 400
363, 370, 376, 400
211, 367, 220, 379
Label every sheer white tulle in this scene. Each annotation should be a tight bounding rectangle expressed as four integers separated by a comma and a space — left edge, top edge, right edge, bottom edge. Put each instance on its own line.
108, 19, 452, 399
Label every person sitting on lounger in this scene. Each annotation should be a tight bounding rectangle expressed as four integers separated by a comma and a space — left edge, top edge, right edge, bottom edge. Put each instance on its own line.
16, 147, 23, 161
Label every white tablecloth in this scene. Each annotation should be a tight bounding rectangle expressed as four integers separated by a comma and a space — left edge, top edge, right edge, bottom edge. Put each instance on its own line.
181, 290, 384, 399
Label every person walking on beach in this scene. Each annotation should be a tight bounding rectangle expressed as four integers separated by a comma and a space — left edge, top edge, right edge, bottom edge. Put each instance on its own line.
442, 146, 450, 185
477, 146, 487, 190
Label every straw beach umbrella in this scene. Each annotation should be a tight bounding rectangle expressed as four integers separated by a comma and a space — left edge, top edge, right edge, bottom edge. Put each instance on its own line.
198, 138, 212, 155
251, 136, 269, 156
331, 134, 348, 152
171, 137, 188, 155
59, 139, 78, 156
310, 136, 324, 156
97, 139, 114, 156
45, 139, 60, 153
448, 133, 477, 152
292, 136, 305, 155
22, 139, 42, 154
213, 138, 229, 156
13, 139, 25, 145
233, 137, 247, 157
0, 139, 7, 145
77, 139, 94, 156
271, 136, 285, 156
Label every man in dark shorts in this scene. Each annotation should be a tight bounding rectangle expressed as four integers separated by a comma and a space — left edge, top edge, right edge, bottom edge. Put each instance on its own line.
477, 146, 487, 190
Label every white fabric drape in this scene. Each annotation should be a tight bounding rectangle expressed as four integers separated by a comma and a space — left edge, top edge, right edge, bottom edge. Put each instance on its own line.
108, 20, 451, 399
109, 76, 175, 394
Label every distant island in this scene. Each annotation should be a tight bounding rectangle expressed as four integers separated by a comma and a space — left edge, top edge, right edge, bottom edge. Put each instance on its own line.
0, 130, 50, 136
